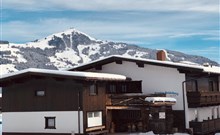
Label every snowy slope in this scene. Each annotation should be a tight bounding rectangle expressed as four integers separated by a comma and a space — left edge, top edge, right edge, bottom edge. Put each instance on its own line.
0, 28, 219, 75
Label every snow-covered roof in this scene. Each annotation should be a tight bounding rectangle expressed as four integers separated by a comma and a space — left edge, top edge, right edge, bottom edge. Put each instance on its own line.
69, 55, 220, 75
145, 97, 177, 103
0, 68, 128, 81
203, 66, 220, 74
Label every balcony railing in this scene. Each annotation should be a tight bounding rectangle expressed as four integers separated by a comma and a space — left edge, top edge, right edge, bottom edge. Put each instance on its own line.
189, 118, 220, 134
187, 91, 220, 108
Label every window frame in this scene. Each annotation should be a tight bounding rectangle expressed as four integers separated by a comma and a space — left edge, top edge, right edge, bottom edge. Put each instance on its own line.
209, 81, 214, 92
87, 111, 102, 128
159, 112, 166, 119
109, 84, 116, 93
45, 117, 56, 129
35, 90, 46, 97
121, 84, 127, 93
89, 83, 98, 96
186, 80, 198, 92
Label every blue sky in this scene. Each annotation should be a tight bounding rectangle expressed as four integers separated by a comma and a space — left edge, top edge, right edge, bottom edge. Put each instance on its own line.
1, 0, 220, 63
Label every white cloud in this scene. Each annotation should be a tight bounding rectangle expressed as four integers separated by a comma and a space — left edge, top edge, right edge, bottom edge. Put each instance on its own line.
169, 31, 219, 39
203, 37, 220, 41
186, 47, 219, 54
3, 0, 219, 13
183, 46, 220, 63
2, 17, 219, 63
2, 15, 219, 44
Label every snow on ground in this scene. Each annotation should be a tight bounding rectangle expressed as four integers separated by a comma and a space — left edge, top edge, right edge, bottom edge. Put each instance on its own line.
48, 48, 82, 69
54, 48, 81, 63
24, 28, 99, 50
48, 56, 69, 69
110, 131, 189, 135
77, 44, 99, 63
0, 64, 18, 75
26, 40, 54, 50
87, 44, 101, 56
122, 50, 135, 57
134, 51, 148, 58
40, 28, 97, 42
0, 44, 27, 63
113, 44, 126, 49
10, 40, 53, 50
123, 50, 148, 58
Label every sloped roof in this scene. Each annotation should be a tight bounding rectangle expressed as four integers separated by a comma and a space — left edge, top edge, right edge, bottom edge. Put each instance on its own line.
68, 55, 220, 75
0, 68, 128, 84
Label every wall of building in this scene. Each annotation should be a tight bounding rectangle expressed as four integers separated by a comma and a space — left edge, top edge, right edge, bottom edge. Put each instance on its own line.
3, 111, 84, 134
188, 106, 220, 122
82, 82, 107, 131
87, 61, 185, 110
3, 78, 83, 112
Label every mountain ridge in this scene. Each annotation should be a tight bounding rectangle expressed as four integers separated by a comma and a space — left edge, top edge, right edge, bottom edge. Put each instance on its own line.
0, 28, 219, 75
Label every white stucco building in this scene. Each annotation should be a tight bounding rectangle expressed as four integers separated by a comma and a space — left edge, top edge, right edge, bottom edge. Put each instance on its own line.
70, 53, 220, 134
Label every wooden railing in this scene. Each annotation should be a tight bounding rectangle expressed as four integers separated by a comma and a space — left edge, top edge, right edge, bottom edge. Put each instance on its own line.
187, 91, 220, 107
190, 118, 220, 134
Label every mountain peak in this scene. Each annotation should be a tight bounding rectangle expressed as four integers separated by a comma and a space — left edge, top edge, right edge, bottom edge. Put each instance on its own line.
29, 28, 97, 49
51, 28, 96, 41
0, 28, 219, 75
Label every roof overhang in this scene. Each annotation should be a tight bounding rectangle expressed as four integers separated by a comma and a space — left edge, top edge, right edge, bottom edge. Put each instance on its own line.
0, 68, 129, 87
69, 55, 206, 73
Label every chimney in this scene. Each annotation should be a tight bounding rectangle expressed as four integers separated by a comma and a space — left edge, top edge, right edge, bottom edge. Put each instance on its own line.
157, 50, 167, 61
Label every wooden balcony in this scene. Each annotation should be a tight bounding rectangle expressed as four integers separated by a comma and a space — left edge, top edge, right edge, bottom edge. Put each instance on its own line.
189, 118, 220, 134
187, 91, 220, 108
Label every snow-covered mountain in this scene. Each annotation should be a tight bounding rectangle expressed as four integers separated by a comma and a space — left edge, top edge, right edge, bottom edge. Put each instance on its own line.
0, 28, 219, 75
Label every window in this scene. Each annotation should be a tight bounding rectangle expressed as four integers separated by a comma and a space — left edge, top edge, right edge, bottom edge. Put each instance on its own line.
209, 77, 219, 92
94, 112, 101, 117
217, 107, 220, 118
45, 117, 56, 129
209, 81, 214, 91
186, 80, 197, 92
89, 83, 97, 96
109, 84, 116, 93
35, 90, 45, 96
159, 112, 166, 119
209, 80, 218, 92
87, 111, 102, 127
213, 81, 219, 91
121, 84, 127, 93
87, 112, 93, 118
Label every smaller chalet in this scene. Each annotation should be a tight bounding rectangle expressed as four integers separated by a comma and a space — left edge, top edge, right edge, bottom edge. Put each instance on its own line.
0, 68, 177, 135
